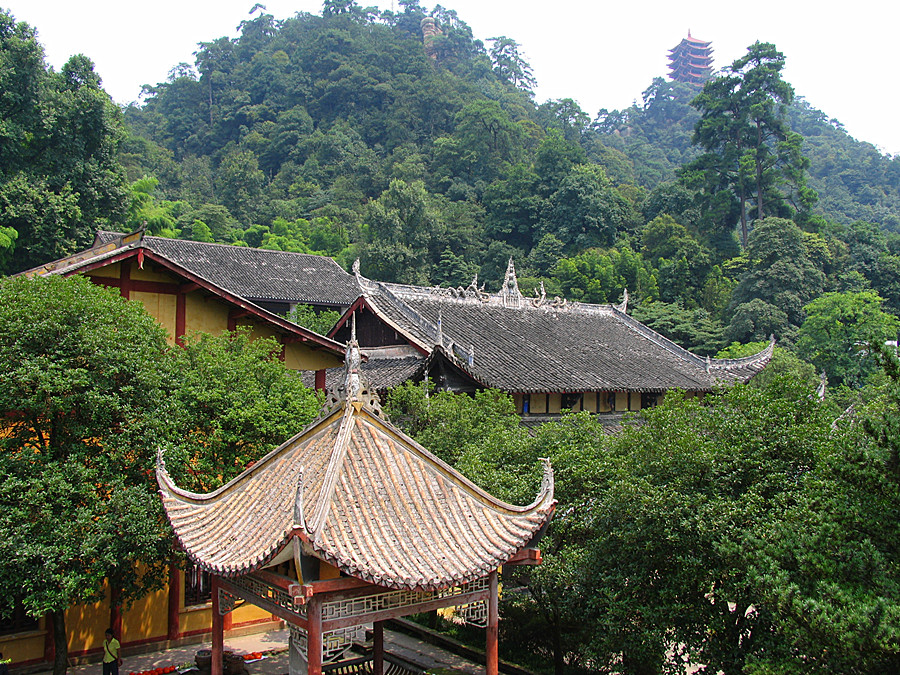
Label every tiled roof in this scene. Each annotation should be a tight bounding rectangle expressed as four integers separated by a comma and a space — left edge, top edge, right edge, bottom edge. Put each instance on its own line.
305, 354, 427, 392
22, 231, 346, 356
348, 263, 772, 394
157, 347, 555, 591
94, 231, 358, 305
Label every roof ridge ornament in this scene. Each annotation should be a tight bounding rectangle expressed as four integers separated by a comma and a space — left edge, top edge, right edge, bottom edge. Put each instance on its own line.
500, 258, 523, 309
816, 370, 827, 401
614, 288, 629, 313
319, 312, 387, 419
530, 281, 547, 307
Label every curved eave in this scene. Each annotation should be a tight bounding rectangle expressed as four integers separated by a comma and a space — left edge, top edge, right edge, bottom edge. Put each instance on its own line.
708, 336, 776, 383
155, 409, 344, 576
299, 404, 556, 591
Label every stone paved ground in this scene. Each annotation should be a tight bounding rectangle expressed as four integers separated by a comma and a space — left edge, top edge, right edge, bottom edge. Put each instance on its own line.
32, 627, 483, 675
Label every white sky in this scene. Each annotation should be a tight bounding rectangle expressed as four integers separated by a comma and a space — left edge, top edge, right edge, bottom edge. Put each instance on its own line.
4, 0, 899, 156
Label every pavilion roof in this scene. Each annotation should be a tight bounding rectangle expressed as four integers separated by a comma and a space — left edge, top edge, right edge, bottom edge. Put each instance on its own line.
336, 261, 773, 394
157, 340, 555, 590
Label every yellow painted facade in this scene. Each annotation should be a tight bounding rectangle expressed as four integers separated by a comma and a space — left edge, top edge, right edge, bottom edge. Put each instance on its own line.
514, 390, 657, 415
81, 261, 341, 371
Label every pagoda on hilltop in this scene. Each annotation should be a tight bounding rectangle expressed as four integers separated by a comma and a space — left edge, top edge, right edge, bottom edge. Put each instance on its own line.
668, 31, 714, 84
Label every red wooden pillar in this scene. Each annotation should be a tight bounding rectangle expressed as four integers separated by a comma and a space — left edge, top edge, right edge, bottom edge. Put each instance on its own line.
120, 261, 132, 300
306, 596, 323, 675
314, 369, 326, 392
211, 577, 224, 675
372, 621, 384, 675
486, 571, 499, 675
167, 567, 181, 640
110, 585, 123, 641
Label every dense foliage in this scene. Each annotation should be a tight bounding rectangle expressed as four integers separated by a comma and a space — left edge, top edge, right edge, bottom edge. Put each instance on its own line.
0, 12, 127, 274
388, 372, 900, 674
0, 275, 174, 675
0, 277, 323, 674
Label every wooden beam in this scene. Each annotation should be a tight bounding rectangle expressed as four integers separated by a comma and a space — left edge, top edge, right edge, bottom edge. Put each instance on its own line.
504, 548, 542, 566
120, 261, 132, 300
307, 596, 323, 675
296, 577, 372, 600
167, 566, 181, 640
175, 291, 187, 347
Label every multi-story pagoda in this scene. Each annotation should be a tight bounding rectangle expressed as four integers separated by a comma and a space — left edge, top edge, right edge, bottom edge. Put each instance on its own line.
668, 31, 714, 84
157, 330, 556, 675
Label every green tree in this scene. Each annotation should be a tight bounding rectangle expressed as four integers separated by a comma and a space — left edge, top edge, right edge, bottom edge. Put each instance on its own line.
0, 275, 174, 675
797, 290, 900, 388
728, 217, 827, 343
687, 42, 814, 247
544, 164, 630, 250
582, 380, 836, 674
165, 329, 321, 492
488, 36, 536, 93
287, 304, 341, 336
0, 11, 128, 273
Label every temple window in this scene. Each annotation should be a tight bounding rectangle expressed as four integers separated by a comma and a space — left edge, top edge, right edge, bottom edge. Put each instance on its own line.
0, 599, 38, 635
184, 564, 212, 606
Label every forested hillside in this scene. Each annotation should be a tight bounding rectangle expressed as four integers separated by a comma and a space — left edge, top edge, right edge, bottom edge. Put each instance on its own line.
3, 1, 900, 365
7, 6, 900, 674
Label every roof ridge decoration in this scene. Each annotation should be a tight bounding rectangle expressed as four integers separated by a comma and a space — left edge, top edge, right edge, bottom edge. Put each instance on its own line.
705, 335, 776, 372
615, 288, 629, 313
499, 258, 523, 309
320, 313, 386, 419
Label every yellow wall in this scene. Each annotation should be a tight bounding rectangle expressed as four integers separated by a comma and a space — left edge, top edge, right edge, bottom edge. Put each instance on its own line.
284, 343, 342, 371
0, 620, 45, 664
89, 263, 119, 279
85, 263, 340, 372
123, 587, 168, 644
615, 392, 628, 411
583, 392, 597, 413
629, 393, 642, 411
531, 393, 547, 414
65, 591, 110, 656
547, 393, 562, 414
185, 292, 229, 336
132, 291, 177, 342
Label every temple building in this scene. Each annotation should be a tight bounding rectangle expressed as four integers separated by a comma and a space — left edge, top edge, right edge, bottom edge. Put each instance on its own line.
5, 231, 348, 670
327, 260, 773, 426
157, 335, 555, 674
668, 31, 714, 84
3, 234, 771, 669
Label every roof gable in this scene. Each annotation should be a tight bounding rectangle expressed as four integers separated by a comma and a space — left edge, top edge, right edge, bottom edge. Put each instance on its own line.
157, 340, 555, 591
95, 231, 358, 305
22, 231, 346, 356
